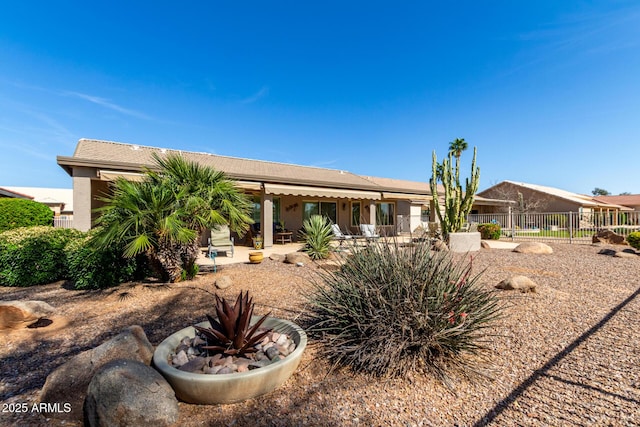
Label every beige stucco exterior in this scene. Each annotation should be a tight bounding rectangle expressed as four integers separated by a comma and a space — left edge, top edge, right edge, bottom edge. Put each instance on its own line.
57, 139, 440, 247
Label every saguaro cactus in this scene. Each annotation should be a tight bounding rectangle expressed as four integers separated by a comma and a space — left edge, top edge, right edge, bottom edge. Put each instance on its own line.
430, 146, 480, 237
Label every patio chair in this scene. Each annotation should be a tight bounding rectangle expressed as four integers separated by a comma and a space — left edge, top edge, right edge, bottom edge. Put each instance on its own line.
360, 224, 380, 241
330, 224, 353, 246
208, 225, 234, 258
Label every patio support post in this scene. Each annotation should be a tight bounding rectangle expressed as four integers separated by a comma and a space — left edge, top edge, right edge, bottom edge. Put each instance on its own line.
72, 167, 94, 231
261, 192, 273, 248
368, 200, 376, 225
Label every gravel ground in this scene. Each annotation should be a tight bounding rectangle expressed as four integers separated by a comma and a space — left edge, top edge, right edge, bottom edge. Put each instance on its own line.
1, 242, 639, 426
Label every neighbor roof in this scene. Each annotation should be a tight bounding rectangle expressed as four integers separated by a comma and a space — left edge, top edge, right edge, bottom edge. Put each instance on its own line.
1, 187, 74, 212
58, 139, 436, 196
593, 194, 640, 207
0, 187, 33, 199
480, 180, 622, 209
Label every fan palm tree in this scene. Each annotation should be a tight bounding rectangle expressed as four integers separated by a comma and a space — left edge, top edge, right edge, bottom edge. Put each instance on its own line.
93, 154, 253, 282
448, 138, 468, 159
447, 138, 468, 186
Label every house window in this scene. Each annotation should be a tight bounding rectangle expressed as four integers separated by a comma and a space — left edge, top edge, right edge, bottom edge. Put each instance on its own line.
376, 202, 395, 226
303, 201, 337, 223
420, 207, 430, 222
351, 202, 361, 226
251, 196, 280, 223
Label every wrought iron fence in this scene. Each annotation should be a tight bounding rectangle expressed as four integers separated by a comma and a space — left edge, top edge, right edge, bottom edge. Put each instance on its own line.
53, 217, 74, 228
396, 211, 640, 244
468, 211, 640, 244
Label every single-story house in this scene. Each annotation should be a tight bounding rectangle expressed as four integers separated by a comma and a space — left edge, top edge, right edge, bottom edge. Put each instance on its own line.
57, 139, 445, 247
593, 194, 640, 212
0, 187, 33, 199
0, 186, 74, 218
477, 180, 631, 226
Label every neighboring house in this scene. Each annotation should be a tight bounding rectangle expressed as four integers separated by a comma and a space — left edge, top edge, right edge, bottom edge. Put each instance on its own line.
0, 187, 33, 199
0, 186, 74, 218
57, 139, 443, 246
593, 194, 640, 212
477, 180, 631, 226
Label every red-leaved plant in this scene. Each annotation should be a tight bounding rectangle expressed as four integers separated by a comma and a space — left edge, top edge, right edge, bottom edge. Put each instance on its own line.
194, 291, 271, 356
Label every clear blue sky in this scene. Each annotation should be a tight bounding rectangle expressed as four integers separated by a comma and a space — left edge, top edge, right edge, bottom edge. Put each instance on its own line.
1, 1, 639, 195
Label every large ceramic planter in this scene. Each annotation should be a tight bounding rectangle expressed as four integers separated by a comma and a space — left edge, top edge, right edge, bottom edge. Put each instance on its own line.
153, 317, 307, 405
248, 251, 264, 264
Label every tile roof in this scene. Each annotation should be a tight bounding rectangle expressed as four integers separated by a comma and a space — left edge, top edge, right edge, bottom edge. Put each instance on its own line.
1, 187, 73, 211
60, 139, 433, 195
0, 187, 33, 199
479, 180, 624, 209
593, 194, 640, 207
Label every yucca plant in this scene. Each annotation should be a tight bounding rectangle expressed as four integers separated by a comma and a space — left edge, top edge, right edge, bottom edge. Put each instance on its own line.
304, 240, 502, 384
300, 215, 333, 260
194, 291, 271, 356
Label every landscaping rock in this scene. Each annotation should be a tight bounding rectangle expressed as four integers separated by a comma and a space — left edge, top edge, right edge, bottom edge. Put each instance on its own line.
84, 359, 179, 427
495, 275, 537, 293
40, 325, 154, 421
0, 300, 55, 330
432, 240, 448, 251
592, 229, 627, 245
215, 275, 233, 289
513, 242, 553, 254
481, 241, 491, 249
597, 248, 617, 257
614, 249, 639, 259
269, 253, 285, 262
285, 252, 311, 264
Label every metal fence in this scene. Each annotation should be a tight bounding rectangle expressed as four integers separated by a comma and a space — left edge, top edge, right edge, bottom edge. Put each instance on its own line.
468, 211, 640, 244
395, 211, 640, 244
53, 217, 74, 228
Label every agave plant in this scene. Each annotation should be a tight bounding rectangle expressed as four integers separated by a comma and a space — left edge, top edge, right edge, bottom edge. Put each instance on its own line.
194, 291, 272, 356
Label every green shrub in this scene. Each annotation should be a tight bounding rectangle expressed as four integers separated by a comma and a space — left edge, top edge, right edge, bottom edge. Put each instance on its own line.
627, 232, 640, 251
300, 215, 333, 260
0, 199, 54, 231
477, 223, 501, 240
0, 226, 82, 287
305, 241, 502, 382
65, 230, 148, 289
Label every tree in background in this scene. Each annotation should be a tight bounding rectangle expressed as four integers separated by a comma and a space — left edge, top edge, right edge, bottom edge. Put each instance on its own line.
93, 154, 252, 282
592, 188, 610, 196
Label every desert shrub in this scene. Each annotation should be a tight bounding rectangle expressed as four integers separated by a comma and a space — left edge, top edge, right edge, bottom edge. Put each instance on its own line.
0, 226, 82, 287
627, 232, 640, 250
305, 241, 502, 382
65, 230, 149, 289
0, 199, 54, 231
477, 223, 501, 240
300, 215, 333, 260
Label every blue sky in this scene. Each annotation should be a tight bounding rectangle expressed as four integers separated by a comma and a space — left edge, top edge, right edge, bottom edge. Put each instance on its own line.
1, 1, 639, 195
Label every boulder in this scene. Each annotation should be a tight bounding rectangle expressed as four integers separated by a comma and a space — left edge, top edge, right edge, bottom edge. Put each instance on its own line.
592, 229, 627, 245
215, 275, 233, 289
269, 253, 285, 262
614, 249, 639, 259
513, 242, 553, 254
285, 252, 311, 264
84, 359, 179, 427
0, 300, 55, 330
495, 275, 537, 293
40, 325, 154, 421
597, 248, 617, 257
432, 240, 449, 251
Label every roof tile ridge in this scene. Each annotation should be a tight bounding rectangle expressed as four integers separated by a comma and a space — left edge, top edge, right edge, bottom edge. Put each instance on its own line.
77, 138, 361, 175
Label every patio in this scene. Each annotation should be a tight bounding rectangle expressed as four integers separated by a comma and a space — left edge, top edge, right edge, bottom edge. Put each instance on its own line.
197, 242, 305, 268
